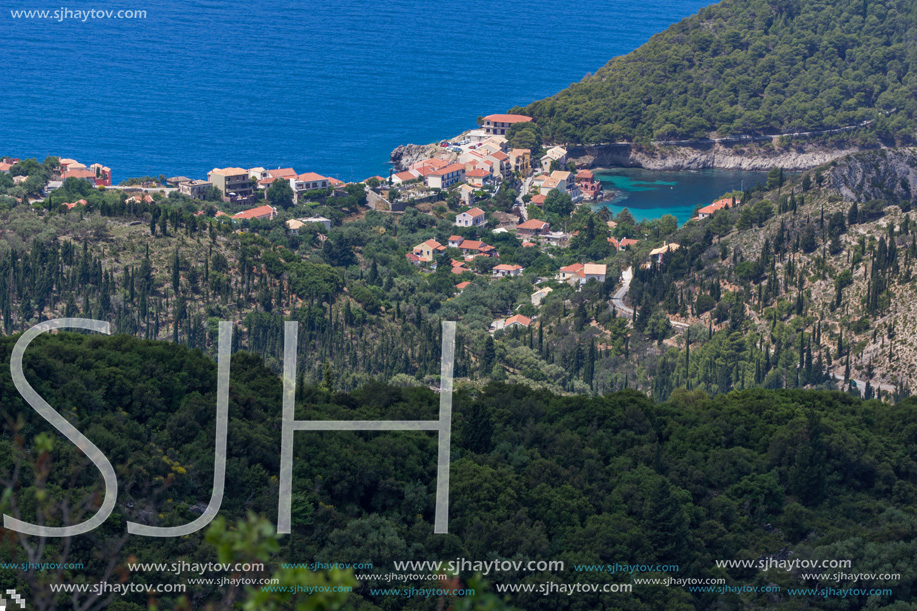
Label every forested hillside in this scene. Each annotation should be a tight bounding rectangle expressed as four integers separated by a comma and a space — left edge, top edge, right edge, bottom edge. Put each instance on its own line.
1, 333, 915, 609
514, 0, 917, 144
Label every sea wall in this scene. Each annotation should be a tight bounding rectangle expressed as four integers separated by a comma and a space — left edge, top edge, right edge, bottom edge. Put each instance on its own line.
568, 142, 867, 172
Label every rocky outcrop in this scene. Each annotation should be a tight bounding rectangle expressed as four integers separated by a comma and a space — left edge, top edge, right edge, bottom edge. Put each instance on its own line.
390, 143, 439, 172
823, 148, 917, 203
568, 142, 868, 172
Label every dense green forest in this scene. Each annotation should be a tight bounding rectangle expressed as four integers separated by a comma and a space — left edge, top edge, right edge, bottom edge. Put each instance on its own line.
1, 333, 915, 609
513, 0, 917, 144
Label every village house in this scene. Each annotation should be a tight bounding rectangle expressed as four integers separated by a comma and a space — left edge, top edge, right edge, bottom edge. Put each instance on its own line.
447, 235, 464, 248
557, 263, 584, 282
302, 216, 332, 230
465, 168, 491, 188
232, 204, 277, 222
696, 197, 737, 219
455, 207, 486, 227
531, 286, 553, 306
61, 168, 98, 184
497, 314, 532, 330
509, 149, 531, 176
577, 169, 603, 200
551, 170, 582, 202
456, 281, 470, 291
609, 237, 639, 251
458, 240, 496, 258
481, 113, 532, 136
426, 163, 465, 189
290, 172, 330, 201
540, 146, 567, 173
516, 219, 550, 237
208, 167, 254, 200
458, 184, 475, 207
649, 241, 681, 263
412, 239, 446, 263
179, 179, 211, 199
492, 264, 524, 278
392, 169, 421, 185
581, 263, 607, 284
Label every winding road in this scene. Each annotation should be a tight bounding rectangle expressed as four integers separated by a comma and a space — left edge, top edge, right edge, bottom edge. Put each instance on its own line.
610, 267, 893, 397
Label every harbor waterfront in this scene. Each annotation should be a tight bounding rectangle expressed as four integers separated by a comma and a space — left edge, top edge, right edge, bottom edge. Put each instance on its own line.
592, 168, 770, 225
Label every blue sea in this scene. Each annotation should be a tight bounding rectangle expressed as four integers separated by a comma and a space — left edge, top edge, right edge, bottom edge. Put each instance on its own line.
2, 0, 714, 183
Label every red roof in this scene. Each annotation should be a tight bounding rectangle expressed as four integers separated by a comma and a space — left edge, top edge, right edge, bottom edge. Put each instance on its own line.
259, 177, 279, 185
484, 114, 532, 124
530, 194, 546, 205
466, 168, 490, 178
517, 219, 549, 231
456, 281, 470, 290
268, 168, 297, 178
494, 264, 523, 271
559, 263, 584, 274
619, 238, 639, 247
505, 314, 532, 327
395, 171, 418, 181
464, 207, 485, 218
295, 172, 328, 182
448, 235, 463, 242
459, 240, 484, 250
329, 177, 345, 186
522, 241, 536, 247
431, 163, 465, 176
232, 205, 276, 220
63, 169, 96, 179
0, 163, 12, 172
491, 151, 509, 161
697, 198, 735, 216
576, 169, 595, 180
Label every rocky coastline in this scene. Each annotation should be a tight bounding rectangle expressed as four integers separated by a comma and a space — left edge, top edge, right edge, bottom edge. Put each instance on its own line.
391, 139, 872, 174
566, 142, 869, 172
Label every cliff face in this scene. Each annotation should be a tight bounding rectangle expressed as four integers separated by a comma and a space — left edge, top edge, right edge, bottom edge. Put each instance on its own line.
390, 143, 440, 172
568, 142, 866, 172
823, 148, 917, 203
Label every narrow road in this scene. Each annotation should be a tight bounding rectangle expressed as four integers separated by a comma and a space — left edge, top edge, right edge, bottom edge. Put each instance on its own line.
611, 267, 688, 329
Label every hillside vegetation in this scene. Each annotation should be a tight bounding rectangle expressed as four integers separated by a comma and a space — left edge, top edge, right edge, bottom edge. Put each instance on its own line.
1, 333, 916, 609
515, 0, 917, 145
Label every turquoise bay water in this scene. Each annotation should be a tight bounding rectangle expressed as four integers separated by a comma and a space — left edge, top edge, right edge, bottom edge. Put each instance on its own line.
2, 0, 714, 182
594, 168, 769, 225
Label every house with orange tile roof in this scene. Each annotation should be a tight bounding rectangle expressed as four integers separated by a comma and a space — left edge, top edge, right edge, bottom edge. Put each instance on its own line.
504, 314, 532, 328
232, 204, 277, 222
481, 114, 532, 136
465, 168, 491, 188
516, 219, 550, 237
426, 163, 465, 189
0, 162, 12, 173
455, 207, 486, 227
557, 263, 584, 282
696, 197, 737, 219
458, 240, 496, 258
412, 239, 446, 263
62, 168, 97, 183
447, 235, 465, 248
392, 169, 421, 185
492, 263, 524, 278
456, 281, 470, 291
